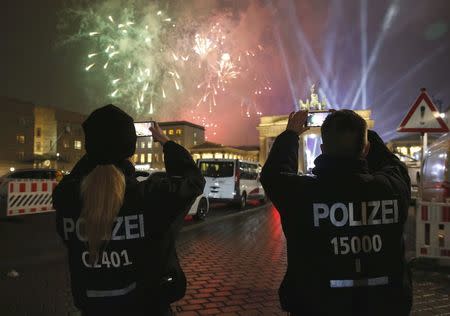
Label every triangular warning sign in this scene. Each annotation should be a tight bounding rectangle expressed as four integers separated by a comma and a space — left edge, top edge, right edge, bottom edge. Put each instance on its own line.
398, 89, 449, 133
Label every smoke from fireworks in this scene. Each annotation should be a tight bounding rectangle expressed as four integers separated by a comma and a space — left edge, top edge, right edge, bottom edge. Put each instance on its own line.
59, 0, 275, 140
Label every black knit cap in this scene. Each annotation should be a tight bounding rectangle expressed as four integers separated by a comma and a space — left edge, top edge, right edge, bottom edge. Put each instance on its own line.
82, 104, 137, 165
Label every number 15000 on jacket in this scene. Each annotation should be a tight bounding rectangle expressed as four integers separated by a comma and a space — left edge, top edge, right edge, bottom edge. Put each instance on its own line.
261, 130, 412, 316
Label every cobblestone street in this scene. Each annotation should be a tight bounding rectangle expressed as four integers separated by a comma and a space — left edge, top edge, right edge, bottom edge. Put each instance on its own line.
0, 204, 449, 315
172, 206, 286, 315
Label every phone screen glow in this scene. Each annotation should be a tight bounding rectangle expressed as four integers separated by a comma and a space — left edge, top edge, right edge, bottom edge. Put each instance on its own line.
307, 112, 330, 127
134, 122, 153, 137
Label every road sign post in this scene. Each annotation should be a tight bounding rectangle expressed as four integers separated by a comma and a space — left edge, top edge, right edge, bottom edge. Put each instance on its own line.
398, 88, 449, 260
421, 132, 427, 165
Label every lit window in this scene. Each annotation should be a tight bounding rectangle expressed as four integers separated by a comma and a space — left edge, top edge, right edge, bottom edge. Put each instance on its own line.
140, 154, 145, 163
169, 129, 174, 135
194, 140, 197, 145
410, 146, 421, 156
141, 141, 146, 149
163, 130, 167, 135
16, 135, 25, 144
214, 153, 223, 159
194, 132, 197, 138
147, 141, 152, 148
148, 153, 152, 162
36, 128, 41, 137
439, 224, 445, 247
176, 129, 182, 135
74, 140, 82, 150
133, 154, 138, 163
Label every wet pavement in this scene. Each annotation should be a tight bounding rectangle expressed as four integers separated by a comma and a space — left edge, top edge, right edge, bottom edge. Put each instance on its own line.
0, 203, 449, 315
172, 205, 286, 315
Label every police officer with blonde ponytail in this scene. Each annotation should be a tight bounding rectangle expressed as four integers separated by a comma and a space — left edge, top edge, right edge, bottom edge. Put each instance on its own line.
53, 104, 205, 316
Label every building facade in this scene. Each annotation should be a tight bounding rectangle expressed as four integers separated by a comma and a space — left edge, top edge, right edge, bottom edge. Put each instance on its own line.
133, 121, 205, 170
190, 142, 259, 163
0, 97, 87, 175
386, 133, 441, 161
0, 98, 35, 175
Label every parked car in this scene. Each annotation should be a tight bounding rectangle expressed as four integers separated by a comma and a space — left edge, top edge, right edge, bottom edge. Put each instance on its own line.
0, 168, 64, 195
0, 168, 63, 183
135, 170, 209, 220
197, 159, 266, 209
420, 133, 450, 203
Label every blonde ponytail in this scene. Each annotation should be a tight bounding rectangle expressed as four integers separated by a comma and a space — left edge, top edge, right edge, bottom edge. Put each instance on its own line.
80, 165, 125, 264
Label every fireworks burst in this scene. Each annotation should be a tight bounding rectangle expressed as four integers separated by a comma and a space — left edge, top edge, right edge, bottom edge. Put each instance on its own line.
62, 4, 182, 116
60, 2, 273, 140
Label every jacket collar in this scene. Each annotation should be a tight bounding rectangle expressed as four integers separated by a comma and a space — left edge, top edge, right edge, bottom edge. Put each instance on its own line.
69, 155, 135, 179
312, 154, 369, 177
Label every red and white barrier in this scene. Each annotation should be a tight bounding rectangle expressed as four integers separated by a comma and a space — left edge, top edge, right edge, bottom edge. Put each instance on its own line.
6, 180, 57, 216
416, 199, 450, 259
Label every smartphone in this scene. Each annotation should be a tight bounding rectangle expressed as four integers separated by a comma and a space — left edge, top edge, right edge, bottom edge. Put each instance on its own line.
306, 111, 332, 127
134, 121, 154, 137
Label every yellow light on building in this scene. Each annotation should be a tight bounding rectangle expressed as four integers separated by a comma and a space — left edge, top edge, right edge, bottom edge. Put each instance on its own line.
74, 140, 82, 150
193, 154, 201, 161
396, 146, 408, 156
410, 146, 421, 157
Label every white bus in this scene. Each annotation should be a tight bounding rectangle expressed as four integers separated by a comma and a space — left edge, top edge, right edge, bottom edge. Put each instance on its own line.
197, 159, 266, 209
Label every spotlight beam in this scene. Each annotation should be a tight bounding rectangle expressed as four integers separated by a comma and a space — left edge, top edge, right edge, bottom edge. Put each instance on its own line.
373, 45, 447, 105
351, 1, 400, 109
360, 0, 368, 109
268, 0, 298, 109
284, 0, 337, 107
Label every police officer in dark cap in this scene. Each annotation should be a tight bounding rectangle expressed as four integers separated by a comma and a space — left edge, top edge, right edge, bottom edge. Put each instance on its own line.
261, 110, 412, 315
53, 105, 205, 316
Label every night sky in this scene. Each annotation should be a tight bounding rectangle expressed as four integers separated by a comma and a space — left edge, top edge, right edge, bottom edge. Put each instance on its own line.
2, 0, 449, 145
